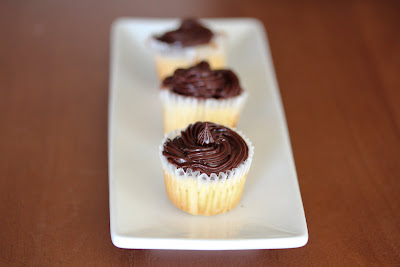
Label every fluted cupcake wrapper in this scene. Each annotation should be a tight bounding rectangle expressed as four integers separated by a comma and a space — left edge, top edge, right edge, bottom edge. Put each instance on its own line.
160, 89, 248, 133
149, 34, 226, 79
159, 128, 254, 216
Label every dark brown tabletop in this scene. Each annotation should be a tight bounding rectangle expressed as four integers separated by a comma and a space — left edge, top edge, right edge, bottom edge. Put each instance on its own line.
1, 0, 399, 266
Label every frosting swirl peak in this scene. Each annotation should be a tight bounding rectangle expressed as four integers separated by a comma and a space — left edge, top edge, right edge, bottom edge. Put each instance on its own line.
162, 61, 242, 99
197, 123, 214, 145
156, 18, 213, 47
162, 122, 249, 175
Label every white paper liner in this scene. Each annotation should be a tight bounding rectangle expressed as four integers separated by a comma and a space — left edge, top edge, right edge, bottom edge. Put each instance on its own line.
159, 127, 254, 189
149, 33, 226, 59
159, 89, 248, 131
160, 89, 248, 111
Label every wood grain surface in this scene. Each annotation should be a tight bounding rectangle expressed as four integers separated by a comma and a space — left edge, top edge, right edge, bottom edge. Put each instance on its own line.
1, 0, 399, 266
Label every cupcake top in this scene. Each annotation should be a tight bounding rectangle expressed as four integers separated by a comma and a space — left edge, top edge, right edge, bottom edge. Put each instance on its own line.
162, 122, 249, 175
162, 61, 243, 99
155, 18, 213, 47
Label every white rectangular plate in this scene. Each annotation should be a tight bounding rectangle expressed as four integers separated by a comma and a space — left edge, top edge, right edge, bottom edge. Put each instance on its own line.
109, 18, 308, 250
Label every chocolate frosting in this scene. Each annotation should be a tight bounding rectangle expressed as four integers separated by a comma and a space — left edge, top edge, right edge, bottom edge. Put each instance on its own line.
156, 18, 213, 47
162, 122, 249, 175
162, 61, 242, 99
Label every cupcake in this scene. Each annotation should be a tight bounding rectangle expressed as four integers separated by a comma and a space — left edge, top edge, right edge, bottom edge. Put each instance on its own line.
150, 18, 226, 79
160, 122, 254, 216
160, 61, 247, 133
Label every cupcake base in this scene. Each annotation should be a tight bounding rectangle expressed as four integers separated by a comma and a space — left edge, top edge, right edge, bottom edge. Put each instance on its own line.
150, 34, 226, 80
160, 90, 247, 133
163, 169, 248, 216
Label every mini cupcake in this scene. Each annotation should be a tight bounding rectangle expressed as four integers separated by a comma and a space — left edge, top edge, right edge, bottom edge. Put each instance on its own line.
160, 122, 254, 216
160, 61, 247, 133
150, 18, 226, 79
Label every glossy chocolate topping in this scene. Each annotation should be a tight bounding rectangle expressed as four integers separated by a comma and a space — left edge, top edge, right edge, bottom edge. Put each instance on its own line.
163, 122, 249, 175
156, 18, 213, 47
162, 61, 242, 99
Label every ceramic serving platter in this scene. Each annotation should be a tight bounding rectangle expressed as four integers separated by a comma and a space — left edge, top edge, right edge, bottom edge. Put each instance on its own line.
108, 18, 308, 250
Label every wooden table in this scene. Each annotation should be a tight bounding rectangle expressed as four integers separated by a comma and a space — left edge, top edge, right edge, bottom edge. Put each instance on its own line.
1, 0, 399, 265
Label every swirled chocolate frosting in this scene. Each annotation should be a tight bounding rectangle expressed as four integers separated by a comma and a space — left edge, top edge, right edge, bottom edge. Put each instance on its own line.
156, 18, 213, 47
162, 61, 242, 99
163, 122, 249, 175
